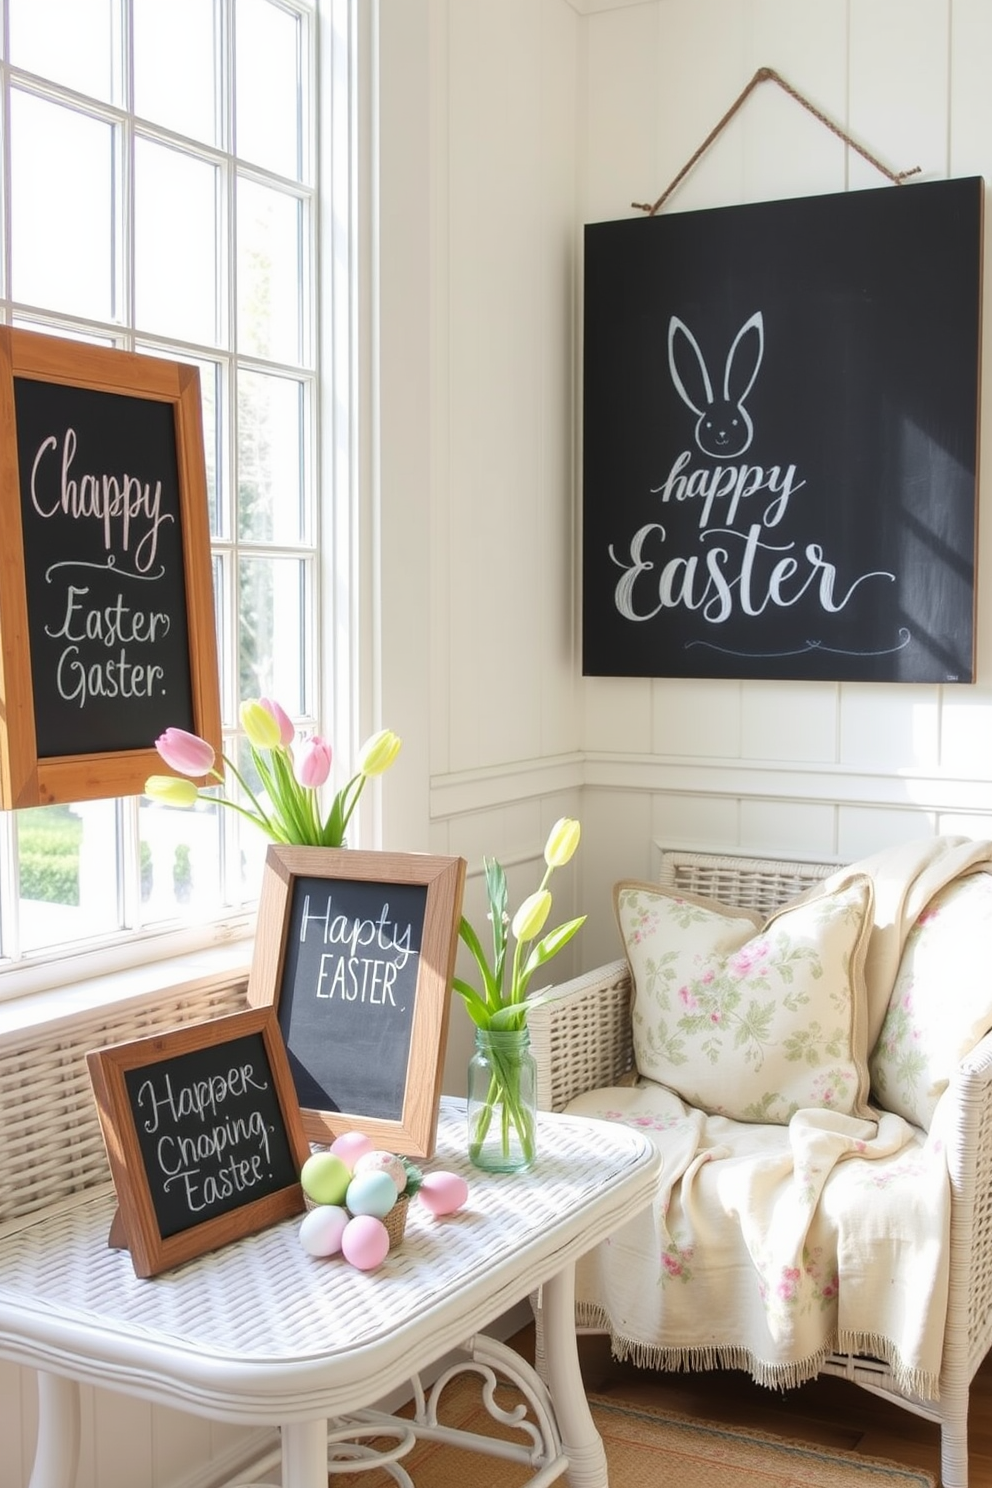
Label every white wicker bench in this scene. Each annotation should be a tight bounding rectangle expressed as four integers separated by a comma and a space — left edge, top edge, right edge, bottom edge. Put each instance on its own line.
528, 848, 992, 1488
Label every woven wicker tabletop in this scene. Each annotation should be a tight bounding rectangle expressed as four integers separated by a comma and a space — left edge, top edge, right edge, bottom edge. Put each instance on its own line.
0, 1099, 658, 1425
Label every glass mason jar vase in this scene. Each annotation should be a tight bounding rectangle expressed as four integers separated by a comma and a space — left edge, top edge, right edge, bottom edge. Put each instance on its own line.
466, 1027, 537, 1173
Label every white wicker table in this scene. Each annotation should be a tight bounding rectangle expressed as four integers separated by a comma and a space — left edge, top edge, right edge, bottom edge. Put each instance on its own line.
0, 1097, 660, 1488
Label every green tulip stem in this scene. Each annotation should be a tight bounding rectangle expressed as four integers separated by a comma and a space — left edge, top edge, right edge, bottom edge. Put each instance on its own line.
468, 1041, 536, 1167
211, 757, 282, 839
336, 771, 368, 839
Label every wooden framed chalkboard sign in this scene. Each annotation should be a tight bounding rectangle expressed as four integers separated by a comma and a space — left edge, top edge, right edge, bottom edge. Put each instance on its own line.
247, 846, 466, 1158
86, 1007, 310, 1279
0, 327, 220, 808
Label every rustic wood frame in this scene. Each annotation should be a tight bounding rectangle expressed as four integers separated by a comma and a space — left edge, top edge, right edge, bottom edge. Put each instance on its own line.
86, 1007, 310, 1279
0, 327, 220, 807
247, 846, 466, 1157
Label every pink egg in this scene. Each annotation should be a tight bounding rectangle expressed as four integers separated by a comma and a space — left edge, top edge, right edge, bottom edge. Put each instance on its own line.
341, 1214, 390, 1270
329, 1131, 375, 1169
353, 1149, 406, 1194
418, 1171, 469, 1217
298, 1204, 349, 1257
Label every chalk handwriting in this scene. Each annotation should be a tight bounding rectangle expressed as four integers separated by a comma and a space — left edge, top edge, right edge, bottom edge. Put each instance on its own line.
651, 450, 805, 530
134, 1062, 274, 1217
603, 312, 900, 641
30, 427, 174, 575
610, 522, 894, 624
298, 894, 415, 970
44, 583, 171, 705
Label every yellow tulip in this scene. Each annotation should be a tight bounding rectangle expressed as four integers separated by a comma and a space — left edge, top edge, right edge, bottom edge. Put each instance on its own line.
358, 728, 402, 777
511, 889, 552, 942
144, 775, 200, 807
240, 698, 283, 751
544, 817, 581, 869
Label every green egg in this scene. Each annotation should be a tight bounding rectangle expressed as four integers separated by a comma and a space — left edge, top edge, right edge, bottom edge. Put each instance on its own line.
300, 1151, 351, 1206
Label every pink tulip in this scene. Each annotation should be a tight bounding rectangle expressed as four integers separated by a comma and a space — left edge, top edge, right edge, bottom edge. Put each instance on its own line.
295, 735, 332, 788
155, 727, 215, 777
259, 697, 295, 747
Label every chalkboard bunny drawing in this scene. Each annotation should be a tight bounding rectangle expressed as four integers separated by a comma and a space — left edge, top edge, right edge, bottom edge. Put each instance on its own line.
668, 310, 764, 459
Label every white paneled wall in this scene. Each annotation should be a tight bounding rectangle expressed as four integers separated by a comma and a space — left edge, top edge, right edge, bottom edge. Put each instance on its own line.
16, 1, 992, 1483
409, 0, 992, 993
566, 0, 992, 966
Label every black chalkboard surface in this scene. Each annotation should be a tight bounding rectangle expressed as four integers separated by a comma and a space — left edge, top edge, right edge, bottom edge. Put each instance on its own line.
15, 377, 195, 757
0, 329, 220, 807
277, 873, 427, 1121
582, 176, 984, 683
87, 1008, 309, 1278
248, 846, 466, 1157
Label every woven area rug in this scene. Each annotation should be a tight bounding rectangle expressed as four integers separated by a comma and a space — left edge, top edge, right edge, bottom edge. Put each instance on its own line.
327, 1378, 936, 1488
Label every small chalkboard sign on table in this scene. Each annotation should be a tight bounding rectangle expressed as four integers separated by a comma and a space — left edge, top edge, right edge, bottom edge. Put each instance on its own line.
247, 846, 466, 1158
0, 328, 220, 807
86, 1008, 310, 1279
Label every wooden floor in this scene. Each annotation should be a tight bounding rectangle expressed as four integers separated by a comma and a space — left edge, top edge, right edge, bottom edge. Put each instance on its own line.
509, 1323, 992, 1485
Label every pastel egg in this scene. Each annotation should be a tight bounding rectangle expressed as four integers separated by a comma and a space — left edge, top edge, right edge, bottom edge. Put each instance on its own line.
346, 1170, 398, 1219
353, 1149, 406, 1194
298, 1204, 349, 1257
300, 1151, 351, 1206
341, 1214, 390, 1270
418, 1171, 469, 1216
329, 1131, 375, 1169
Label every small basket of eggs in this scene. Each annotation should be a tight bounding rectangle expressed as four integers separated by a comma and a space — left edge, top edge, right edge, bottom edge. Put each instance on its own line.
298, 1129, 468, 1272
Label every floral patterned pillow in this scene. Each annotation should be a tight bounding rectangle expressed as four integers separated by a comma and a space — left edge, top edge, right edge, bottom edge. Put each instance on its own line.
615, 871, 875, 1125
869, 870, 992, 1130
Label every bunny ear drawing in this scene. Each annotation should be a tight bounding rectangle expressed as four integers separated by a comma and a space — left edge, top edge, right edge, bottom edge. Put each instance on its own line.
668, 316, 714, 416
667, 310, 764, 459
724, 311, 764, 406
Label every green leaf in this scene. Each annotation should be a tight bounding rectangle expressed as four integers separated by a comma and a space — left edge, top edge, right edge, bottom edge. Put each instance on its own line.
270, 747, 313, 841
451, 976, 493, 1028
258, 746, 310, 843
321, 791, 346, 847
456, 917, 499, 1007
517, 915, 586, 997
489, 1004, 528, 1032
484, 857, 508, 991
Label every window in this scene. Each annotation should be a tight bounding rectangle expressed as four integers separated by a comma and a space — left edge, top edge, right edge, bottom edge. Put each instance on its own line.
0, 0, 342, 997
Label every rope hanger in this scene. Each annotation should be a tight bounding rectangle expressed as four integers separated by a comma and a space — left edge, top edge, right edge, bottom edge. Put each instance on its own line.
632, 66, 921, 216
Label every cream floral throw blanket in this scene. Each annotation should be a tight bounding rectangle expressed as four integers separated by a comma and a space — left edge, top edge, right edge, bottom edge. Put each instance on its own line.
568, 836, 992, 1400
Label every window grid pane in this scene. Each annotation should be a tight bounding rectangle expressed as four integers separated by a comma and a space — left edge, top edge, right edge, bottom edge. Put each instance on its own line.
0, 0, 319, 979
10, 91, 117, 320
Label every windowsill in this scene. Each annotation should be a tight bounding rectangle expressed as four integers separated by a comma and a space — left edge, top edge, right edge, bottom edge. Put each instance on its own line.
0, 934, 255, 1039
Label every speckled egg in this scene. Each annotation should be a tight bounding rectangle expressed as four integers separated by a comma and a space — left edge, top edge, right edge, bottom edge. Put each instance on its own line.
352, 1149, 406, 1195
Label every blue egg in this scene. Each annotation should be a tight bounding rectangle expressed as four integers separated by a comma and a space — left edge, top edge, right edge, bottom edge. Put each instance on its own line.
346, 1170, 397, 1219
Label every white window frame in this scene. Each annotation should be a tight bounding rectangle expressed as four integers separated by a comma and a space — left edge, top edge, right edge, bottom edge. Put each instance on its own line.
0, 0, 366, 1016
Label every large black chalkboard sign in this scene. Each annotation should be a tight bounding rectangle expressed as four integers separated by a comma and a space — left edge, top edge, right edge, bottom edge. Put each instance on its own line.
247, 846, 466, 1158
582, 176, 984, 683
0, 329, 220, 807
87, 1008, 309, 1279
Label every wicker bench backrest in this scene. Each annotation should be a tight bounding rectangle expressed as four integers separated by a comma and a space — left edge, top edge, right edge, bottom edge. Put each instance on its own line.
0, 977, 247, 1233
658, 849, 836, 916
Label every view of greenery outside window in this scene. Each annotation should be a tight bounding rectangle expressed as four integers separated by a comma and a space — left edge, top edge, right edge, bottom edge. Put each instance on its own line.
0, 0, 325, 986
